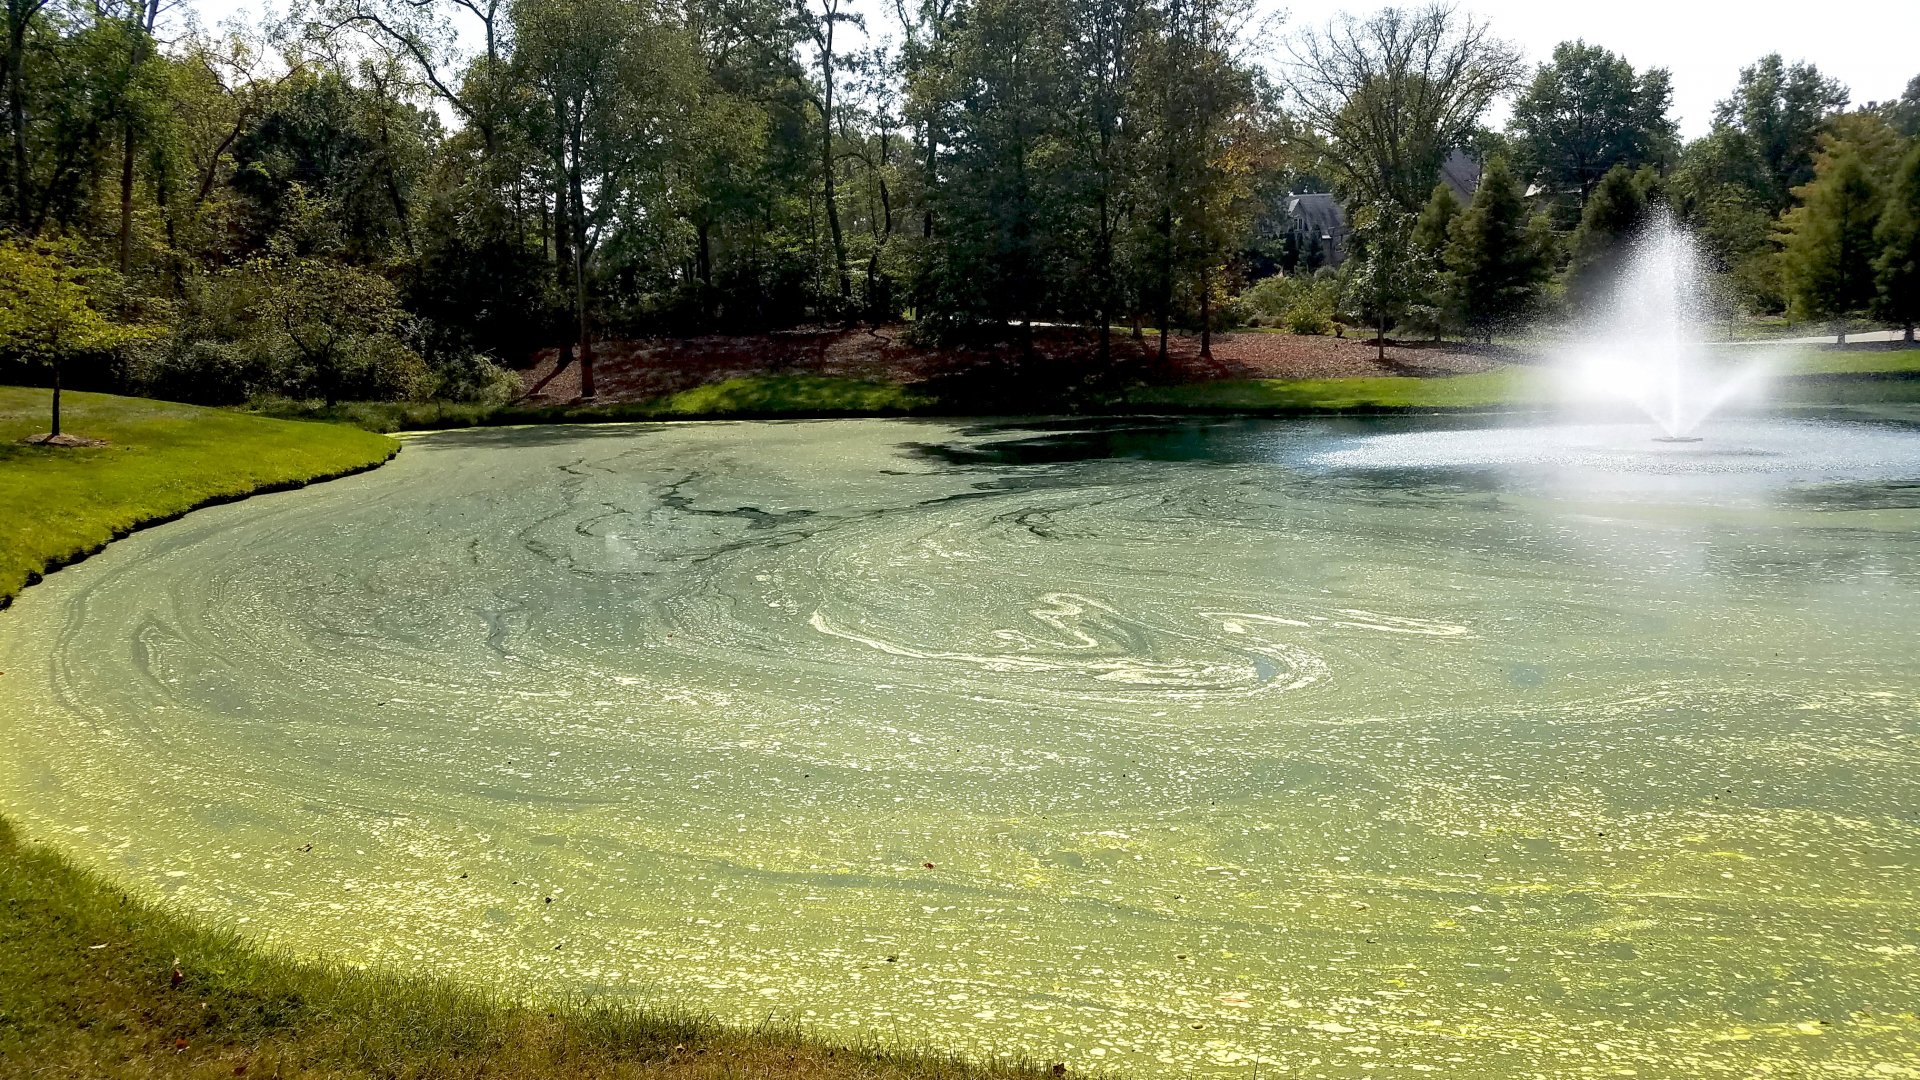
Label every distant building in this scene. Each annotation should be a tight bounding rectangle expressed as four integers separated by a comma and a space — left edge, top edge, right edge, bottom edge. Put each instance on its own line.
1269, 150, 1483, 272
1279, 191, 1347, 270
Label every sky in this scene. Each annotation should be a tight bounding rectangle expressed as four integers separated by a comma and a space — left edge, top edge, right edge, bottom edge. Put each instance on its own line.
188, 0, 1920, 141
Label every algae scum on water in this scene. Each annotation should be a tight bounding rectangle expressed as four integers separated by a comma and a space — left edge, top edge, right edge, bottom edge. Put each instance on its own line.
3, 416, 1919, 1077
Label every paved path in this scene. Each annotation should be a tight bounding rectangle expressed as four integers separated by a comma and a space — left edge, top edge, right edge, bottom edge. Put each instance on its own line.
1716, 329, 1915, 346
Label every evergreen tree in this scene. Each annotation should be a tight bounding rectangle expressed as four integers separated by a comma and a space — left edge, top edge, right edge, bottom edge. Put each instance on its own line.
1405, 181, 1458, 338
1565, 164, 1657, 308
1411, 182, 1459, 258
1874, 140, 1920, 342
1780, 132, 1885, 340
1443, 157, 1547, 341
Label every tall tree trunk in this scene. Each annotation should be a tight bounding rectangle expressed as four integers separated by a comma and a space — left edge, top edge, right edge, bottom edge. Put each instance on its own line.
49, 357, 59, 438
576, 243, 593, 398
118, 122, 135, 272
817, 11, 848, 302
551, 89, 573, 370
1199, 269, 1212, 359
8, 27, 29, 231
568, 116, 593, 399
1156, 204, 1172, 366
1096, 187, 1110, 368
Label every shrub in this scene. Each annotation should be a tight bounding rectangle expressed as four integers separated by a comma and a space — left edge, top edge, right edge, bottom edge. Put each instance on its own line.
1233, 273, 1338, 335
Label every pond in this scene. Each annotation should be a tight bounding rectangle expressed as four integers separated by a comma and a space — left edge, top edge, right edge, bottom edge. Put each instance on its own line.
4, 414, 1919, 1076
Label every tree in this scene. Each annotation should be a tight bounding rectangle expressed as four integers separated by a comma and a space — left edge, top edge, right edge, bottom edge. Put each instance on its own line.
1411, 179, 1456, 256
231, 253, 425, 405
1779, 127, 1885, 341
0, 242, 159, 437
1565, 163, 1657, 308
1342, 203, 1418, 358
1873, 139, 1920, 342
513, 0, 699, 396
1508, 40, 1675, 208
1286, 3, 1523, 214
1402, 180, 1457, 337
1443, 156, 1547, 341
1712, 54, 1850, 213
1883, 74, 1920, 139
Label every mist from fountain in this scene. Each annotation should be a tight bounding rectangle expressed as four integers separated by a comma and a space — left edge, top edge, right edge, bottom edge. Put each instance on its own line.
1560, 215, 1766, 439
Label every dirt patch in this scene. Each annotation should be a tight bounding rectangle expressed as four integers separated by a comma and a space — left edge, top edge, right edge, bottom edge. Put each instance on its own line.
20, 433, 109, 447
518, 326, 1521, 406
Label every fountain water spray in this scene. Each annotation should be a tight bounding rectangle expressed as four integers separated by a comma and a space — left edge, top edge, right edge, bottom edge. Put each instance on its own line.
1561, 216, 1765, 439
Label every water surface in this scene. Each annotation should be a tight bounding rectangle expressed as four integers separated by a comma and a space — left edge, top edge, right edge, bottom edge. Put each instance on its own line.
3, 415, 1918, 1077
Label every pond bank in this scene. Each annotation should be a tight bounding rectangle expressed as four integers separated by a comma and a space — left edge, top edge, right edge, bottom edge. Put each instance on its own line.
0, 388, 1056, 1080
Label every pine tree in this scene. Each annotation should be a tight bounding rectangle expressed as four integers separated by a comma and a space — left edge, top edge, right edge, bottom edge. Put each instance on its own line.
1412, 182, 1458, 258
1565, 164, 1655, 309
1875, 140, 1920, 342
1404, 182, 1458, 338
1780, 138, 1884, 340
1444, 158, 1548, 342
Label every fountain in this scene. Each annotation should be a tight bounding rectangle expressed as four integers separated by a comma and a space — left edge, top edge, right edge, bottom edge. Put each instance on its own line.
1560, 215, 1766, 440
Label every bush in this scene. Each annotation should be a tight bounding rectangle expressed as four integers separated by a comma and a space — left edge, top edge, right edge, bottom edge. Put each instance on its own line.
1235, 273, 1338, 335
429, 352, 522, 404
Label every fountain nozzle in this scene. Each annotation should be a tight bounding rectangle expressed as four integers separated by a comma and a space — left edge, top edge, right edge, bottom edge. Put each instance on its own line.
1652, 436, 1703, 444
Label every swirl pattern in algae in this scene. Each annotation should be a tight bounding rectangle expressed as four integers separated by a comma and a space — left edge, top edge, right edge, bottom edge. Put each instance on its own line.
3, 418, 1918, 1077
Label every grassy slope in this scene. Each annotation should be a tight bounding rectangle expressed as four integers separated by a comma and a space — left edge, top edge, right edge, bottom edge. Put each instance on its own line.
0, 386, 398, 605
1126, 368, 1538, 412
260, 376, 936, 434
1128, 345, 1920, 414
0, 385, 1051, 1080
0, 819, 1046, 1080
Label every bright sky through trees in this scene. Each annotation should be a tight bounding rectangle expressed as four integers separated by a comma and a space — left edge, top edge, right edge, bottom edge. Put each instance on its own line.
191, 0, 1917, 141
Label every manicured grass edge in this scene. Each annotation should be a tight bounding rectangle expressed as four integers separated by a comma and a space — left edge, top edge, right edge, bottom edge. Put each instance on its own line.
0, 441, 399, 612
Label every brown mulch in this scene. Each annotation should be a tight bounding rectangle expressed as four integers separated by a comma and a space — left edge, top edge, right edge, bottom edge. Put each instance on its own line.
517, 326, 1517, 405
20, 433, 109, 447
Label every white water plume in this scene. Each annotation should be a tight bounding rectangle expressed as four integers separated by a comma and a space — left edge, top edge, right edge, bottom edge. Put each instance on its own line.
1558, 216, 1767, 438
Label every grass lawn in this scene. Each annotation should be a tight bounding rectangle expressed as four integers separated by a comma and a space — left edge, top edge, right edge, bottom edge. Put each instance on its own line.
258, 375, 937, 433
0, 384, 1052, 1080
1127, 344, 1920, 414
1126, 368, 1543, 412
0, 386, 398, 606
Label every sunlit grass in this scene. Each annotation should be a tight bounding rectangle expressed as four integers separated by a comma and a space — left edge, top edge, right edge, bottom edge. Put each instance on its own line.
0, 817, 1058, 1079
1126, 368, 1544, 412
256, 376, 937, 433
0, 386, 397, 605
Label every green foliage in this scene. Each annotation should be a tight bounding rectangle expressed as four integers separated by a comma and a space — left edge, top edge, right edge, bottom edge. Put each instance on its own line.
1565, 164, 1659, 307
0, 241, 158, 364
1708, 54, 1851, 214
1887, 74, 1920, 139
1412, 182, 1458, 258
1873, 139, 1920, 336
1780, 127, 1889, 326
1234, 272, 1338, 334
1339, 204, 1423, 343
1443, 158, 1550, 340
1509, 40, 1677, 207
1401, 183, 1461, 336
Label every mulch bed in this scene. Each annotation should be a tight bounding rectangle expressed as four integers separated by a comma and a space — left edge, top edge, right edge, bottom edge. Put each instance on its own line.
517, 326, 1518, 406
20, 433, 109, 447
